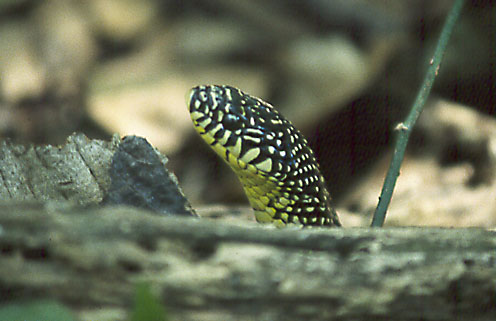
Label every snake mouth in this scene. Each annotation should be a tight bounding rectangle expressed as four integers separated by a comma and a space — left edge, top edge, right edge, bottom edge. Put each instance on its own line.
187, 87, 198, 113
188, 85, 208, 114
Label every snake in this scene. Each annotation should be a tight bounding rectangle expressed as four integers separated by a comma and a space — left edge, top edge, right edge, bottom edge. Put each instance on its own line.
188, 85, 341, 227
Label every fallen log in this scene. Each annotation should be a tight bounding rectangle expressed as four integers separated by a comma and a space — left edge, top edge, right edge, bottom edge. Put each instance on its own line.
0, 202, 494, 321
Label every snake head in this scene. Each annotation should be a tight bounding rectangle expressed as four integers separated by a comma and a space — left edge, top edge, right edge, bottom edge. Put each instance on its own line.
188, 85, 299, 174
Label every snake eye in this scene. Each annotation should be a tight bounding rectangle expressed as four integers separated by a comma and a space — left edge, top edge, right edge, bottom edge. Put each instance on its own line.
199, 91, 208, 102
223, 113, 241, 131
227, 101, 243, 114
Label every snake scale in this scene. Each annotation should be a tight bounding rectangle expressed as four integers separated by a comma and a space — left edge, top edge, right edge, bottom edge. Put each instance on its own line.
188, 85, 341, 227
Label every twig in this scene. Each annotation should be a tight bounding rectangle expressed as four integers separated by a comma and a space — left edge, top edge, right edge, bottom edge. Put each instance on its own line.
371, 0, 465, 227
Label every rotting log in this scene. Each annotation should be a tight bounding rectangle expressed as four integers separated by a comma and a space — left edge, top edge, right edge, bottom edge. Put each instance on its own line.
0, 202, 494, 321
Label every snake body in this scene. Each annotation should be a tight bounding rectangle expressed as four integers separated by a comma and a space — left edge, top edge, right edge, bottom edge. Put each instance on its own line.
188, 85, 341, 227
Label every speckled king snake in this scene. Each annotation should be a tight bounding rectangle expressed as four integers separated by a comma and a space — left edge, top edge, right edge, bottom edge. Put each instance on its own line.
188, 85, 341, 227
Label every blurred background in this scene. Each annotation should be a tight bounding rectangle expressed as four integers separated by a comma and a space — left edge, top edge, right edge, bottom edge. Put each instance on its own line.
0, 0, 494, 226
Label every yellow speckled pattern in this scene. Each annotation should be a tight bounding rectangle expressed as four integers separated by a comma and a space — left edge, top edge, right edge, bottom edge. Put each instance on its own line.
188, 85, 341, 227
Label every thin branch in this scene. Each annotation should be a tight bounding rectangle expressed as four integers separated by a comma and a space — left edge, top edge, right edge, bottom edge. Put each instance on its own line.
371, 0, 465, 227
